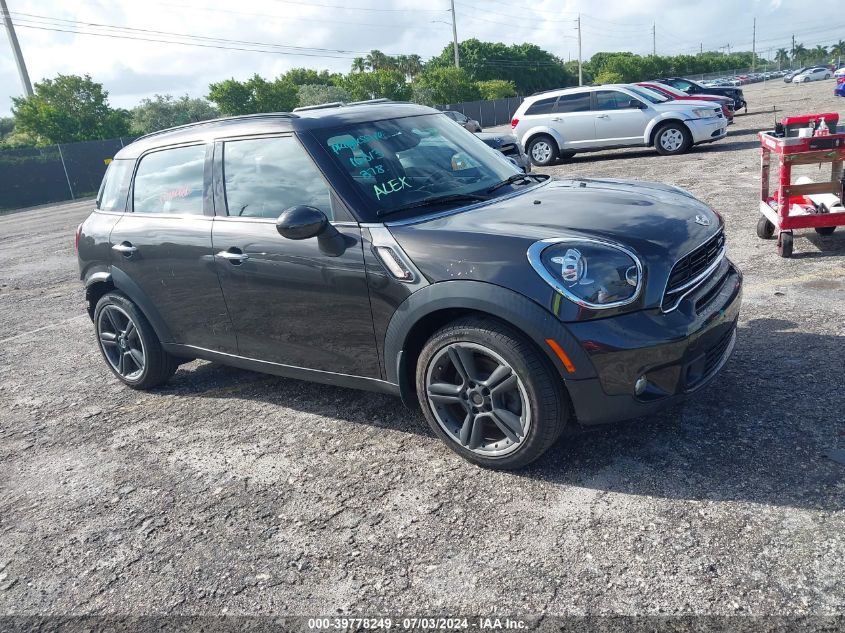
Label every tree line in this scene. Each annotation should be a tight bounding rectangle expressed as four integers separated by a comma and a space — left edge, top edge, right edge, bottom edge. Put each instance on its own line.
2, 38, 843, 148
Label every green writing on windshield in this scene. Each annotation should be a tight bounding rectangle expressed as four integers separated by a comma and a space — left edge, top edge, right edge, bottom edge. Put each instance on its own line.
373, 177, 410, 200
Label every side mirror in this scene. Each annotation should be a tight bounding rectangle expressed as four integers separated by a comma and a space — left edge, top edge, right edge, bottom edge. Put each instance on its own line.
276, 205, 348, 257
276, 205, 328, 240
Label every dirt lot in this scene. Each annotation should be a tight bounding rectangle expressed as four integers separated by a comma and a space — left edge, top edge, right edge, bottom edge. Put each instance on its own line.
1, 79, 844, 624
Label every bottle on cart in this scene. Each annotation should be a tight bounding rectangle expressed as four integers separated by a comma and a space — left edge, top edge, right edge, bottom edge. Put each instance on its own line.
815, 118, 830, 136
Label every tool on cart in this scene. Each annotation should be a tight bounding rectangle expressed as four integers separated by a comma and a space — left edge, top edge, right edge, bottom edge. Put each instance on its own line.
757, 113, 845, 258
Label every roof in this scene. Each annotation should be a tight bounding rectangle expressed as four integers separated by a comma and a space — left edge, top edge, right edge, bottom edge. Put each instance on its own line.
114, 101, 439, 160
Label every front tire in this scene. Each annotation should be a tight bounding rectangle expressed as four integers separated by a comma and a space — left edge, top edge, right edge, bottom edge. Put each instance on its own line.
94, 291, 178, 389
526, 134, 558, 167
777, 231, 794, 258
815, 226, 836, 236
654, 122, 692, 155
415, 316, 567, 469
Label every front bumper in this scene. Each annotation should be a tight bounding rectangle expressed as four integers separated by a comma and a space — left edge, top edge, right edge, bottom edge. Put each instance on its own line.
562, 259, 742, 425
687, 117, 728, 144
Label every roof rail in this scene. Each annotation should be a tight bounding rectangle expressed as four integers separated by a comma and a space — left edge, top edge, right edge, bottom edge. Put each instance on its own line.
292, 102, 346, 112
347, 98, 392, 105
134, 112, 299, 142
292, 98, 394, 113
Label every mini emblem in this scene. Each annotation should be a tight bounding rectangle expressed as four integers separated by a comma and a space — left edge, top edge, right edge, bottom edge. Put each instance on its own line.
694, 214, 710, 226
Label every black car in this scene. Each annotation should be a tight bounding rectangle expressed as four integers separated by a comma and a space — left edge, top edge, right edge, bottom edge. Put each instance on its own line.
657, 77, 747, 113
475, 131, 531, 172
77, 102, 742, 469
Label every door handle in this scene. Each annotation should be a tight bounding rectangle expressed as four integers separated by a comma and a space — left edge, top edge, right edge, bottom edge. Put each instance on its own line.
217, 248, 249, 264
551, 117, 563, 121
596, 114, 610, 119
112, 242, 137, 257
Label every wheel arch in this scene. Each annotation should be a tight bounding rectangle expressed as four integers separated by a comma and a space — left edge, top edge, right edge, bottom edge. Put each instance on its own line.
108, 266, 174, 343
647, 117, 691, 146
521, 126, 566, 152
84, 272, 114, 319
383, 281, 597, 407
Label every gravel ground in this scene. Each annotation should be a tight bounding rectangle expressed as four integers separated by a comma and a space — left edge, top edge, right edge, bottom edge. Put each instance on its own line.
1, 79, 844, 625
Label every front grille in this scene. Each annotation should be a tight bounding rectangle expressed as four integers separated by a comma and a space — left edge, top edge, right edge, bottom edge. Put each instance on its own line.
662, 230, 725, 311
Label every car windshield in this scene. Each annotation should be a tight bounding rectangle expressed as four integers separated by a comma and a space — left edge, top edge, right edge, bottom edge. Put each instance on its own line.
626, 85, 670, 103
313, 113, 525, 218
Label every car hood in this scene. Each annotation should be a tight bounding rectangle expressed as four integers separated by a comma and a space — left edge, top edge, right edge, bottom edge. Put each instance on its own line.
388, 178, 722, 313
653, 100, 722, 112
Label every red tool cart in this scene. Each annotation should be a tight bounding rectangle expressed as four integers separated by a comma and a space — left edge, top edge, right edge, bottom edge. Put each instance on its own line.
757, 113, 845, 258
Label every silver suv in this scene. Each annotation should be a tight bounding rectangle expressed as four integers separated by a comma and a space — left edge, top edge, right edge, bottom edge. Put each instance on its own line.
512, 84, 728, 165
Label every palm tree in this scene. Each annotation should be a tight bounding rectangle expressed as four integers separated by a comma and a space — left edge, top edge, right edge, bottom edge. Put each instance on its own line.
832, 40, 845, 65
406, 54, 423, 79
811, 44, 828, 64
775, 48, 789, 70
365, 50, 389, 71
351, 57, 366, 73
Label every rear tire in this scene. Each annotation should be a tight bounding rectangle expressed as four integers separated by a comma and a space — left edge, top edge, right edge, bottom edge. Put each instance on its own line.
815, 226, 836, 236
415, 316, 568, 470
654, 122, 692, 155
756, 215, 775, 239
526, 134, 558, 166
94, 291, 178, 389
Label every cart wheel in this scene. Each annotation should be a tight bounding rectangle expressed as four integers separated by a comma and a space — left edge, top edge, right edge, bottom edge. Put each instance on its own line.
756, 215, 775, 239
814, 226, 836, 236
777, 231, 793, 258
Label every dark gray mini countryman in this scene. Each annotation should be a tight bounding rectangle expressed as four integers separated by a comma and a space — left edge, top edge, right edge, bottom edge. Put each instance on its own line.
77, 101, 742, 469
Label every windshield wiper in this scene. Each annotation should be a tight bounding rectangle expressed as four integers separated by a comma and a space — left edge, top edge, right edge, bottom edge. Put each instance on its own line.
486, 173, 548, 194
379, 192, 491, 216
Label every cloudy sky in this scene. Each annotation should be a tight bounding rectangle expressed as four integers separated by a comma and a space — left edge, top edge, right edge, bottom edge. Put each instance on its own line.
2, 0, 844, 115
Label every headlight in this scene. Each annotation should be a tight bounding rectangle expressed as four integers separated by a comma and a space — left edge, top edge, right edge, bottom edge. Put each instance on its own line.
692, 108, 714, 118
528, 238, 643, 309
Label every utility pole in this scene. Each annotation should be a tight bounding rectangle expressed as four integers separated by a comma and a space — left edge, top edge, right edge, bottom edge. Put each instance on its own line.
449, 0, 459, 69
752, 17, 756, 71
577, 14, 583, 86
791, 34, 795, 67
0, 0, 33, 97
700, 43, 703, 55
652, 22, 656, 56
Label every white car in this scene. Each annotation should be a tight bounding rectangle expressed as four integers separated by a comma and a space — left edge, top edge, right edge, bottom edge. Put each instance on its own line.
835, 67, 845, 78
511, 84, 728, 165
792, 67, 832, 83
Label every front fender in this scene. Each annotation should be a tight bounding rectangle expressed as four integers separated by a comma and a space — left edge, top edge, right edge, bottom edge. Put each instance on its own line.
519, 125, 566, 151
383, 280, 598, 404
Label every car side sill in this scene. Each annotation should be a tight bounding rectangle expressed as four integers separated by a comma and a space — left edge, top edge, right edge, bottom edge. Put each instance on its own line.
164, 344, 402, 396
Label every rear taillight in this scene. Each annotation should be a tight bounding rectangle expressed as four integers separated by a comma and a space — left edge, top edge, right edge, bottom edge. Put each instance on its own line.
511, 118, 519, 129
75, 223, 82, 252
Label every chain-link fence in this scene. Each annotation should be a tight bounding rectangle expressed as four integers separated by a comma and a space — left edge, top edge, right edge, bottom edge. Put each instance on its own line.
0, 136, 136, 212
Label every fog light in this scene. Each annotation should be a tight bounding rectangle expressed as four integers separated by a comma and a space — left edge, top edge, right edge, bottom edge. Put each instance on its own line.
634, 375, 648, 396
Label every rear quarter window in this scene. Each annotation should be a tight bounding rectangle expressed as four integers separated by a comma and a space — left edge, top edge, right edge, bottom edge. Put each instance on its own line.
96, 159, 134, 212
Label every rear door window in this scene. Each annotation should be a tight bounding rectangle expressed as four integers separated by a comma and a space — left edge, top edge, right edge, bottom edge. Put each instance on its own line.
132, 144, 206, 214
555, 92, 592, 113
524, 97, 558, 115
